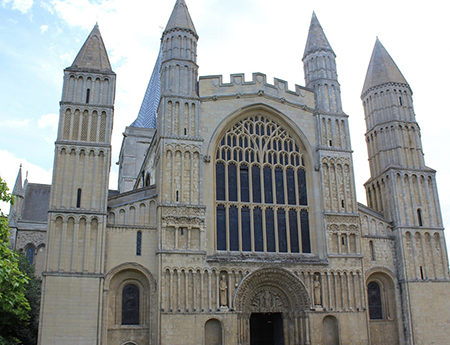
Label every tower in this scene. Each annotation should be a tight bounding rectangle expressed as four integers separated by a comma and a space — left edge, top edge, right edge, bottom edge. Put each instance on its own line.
154, 0, 203, 214
39, 24, 116, 344
303, 13, 359, 257
362, 39, 450, 344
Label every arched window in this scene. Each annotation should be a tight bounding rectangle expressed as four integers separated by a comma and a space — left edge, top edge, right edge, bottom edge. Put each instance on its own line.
215, 115, 310, 253
367, 281, 383, 319
26, 246, 34, 265
122, 284, 140, 325
417, 208, 423, 226
136, 231, 142, 256
76, 188, 82, 208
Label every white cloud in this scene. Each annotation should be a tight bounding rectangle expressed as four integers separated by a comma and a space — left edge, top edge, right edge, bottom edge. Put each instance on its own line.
38, 113, 58, 130
2, 0, 34, 14
1, 119, 30, 128
40, 24, 48, 33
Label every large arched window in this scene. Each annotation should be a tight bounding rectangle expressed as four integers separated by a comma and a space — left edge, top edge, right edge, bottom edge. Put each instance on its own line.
215, 114, 310, 253
122, 283, 140, 325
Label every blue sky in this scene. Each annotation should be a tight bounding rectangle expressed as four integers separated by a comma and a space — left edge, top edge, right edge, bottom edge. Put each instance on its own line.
1, 0, 450, 246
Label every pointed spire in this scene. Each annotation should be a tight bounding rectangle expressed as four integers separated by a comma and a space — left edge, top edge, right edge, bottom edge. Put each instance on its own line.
131, 49, 162, 129
12, 164, 24, 197
303, 12, 335, 59
70, 24, 112, 72
362, 38, 409, 96
164, 0, 197, 37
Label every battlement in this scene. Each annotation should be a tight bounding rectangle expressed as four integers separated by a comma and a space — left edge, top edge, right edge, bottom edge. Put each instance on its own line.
199, 72, 315, 108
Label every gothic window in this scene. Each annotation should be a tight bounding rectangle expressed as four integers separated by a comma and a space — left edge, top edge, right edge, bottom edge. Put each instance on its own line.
367, 281, 383, 319
215, 114, 311, 253
26, 246, 34, 265
122, 283, 140, 325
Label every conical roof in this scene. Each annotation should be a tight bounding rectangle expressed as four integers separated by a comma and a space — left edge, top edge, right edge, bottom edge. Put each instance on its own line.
164, 0, 197, 36
131, 49, 162, 129
362, 38, 408, 96
70, 24, 112, 72
303, 12, 335, 58
12, 165, 24, 197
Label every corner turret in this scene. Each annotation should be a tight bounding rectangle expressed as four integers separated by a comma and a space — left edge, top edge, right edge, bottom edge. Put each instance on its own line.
303, 12, 342, 114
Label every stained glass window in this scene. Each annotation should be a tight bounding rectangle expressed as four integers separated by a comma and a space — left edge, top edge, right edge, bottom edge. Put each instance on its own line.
368, 282, 383, 320
122, 284, 139, 325
215, 114, 310, 254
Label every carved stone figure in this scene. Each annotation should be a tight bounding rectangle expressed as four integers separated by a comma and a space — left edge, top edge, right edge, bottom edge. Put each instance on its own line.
314, 275, 322, 307
219, 274, 228, 307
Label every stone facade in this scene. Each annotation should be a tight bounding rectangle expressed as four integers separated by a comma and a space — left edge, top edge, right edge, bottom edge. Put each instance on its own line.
9, 1, 450, 344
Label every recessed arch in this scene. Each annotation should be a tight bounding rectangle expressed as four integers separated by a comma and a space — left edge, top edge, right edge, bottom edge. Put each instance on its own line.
212, 107, 315, 254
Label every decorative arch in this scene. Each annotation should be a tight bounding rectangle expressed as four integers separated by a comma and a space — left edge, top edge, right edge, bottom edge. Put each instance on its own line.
204, 318, 223, 345
234, 267, 310, 344
103, 263, 156, 344
234, 267, 309, 311
366, 270, 400, 345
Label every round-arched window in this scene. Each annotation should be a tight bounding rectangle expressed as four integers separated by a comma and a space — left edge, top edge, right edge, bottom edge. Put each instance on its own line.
122, 283, 140, 325
215, 114, 310, 253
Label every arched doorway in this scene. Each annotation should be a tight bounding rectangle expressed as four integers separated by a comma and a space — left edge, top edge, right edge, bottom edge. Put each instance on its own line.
234, 267, 310, 345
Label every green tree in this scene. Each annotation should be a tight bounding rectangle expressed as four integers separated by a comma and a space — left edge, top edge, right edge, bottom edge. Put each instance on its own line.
0, 178, 30, 344
8, 252, 40, 345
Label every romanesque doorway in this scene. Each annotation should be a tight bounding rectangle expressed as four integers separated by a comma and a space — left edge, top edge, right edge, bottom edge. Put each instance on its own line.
234, 267, 310, 345
250, 313, 284, 345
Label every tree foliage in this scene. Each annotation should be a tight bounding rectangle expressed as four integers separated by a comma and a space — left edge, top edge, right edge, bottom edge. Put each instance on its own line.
0, 178, 31, 344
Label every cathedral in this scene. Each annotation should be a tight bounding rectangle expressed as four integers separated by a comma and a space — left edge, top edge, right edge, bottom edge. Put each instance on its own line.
8, 0, 450, 344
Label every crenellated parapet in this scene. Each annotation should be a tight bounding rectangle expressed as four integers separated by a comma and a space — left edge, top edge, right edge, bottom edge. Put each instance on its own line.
199, 73, 315, 111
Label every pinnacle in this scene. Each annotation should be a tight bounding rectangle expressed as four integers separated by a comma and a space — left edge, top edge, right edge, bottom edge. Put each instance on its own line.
361, 38, 409, 97
303, 12, 335, 58
69, 24, 112, 72
12, 164, 24, 197
164, 0, 197, 36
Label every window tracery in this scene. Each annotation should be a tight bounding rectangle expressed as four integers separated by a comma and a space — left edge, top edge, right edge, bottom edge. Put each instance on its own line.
215, 114, 310, 253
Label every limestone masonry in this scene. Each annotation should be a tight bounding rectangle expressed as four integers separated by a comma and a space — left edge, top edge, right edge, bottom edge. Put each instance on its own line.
9, 1, 450, 344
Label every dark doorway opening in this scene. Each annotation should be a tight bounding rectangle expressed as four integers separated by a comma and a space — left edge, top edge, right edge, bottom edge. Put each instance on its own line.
250, 312, 284, 345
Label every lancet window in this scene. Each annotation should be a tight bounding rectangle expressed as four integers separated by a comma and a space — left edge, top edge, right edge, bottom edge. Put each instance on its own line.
215, 114, 311, 253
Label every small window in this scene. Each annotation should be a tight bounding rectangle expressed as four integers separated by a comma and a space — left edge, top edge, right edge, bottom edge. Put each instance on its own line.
76, 188, 82, 208
399, 96, 402, 106
122, 284, 140, 325
26, 247, 34, 265
370, 240, 376, 261
136, 231, 142, 256
86, 88, 90, 103
417, 209, 423, 227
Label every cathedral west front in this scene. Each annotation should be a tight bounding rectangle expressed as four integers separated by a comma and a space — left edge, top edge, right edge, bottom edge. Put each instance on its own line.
8, 0, 450, 344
